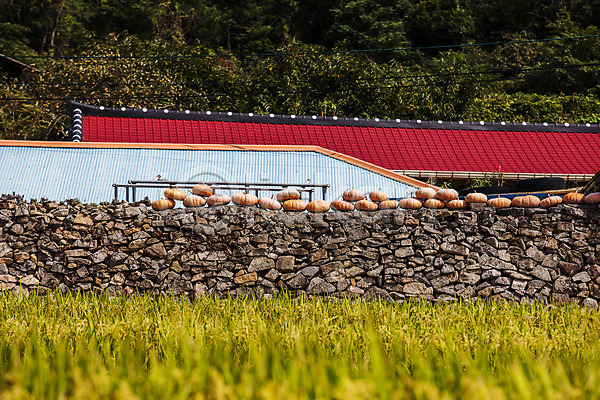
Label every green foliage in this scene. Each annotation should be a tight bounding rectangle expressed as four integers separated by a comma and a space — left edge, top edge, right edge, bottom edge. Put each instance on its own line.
1, 1, 600, 139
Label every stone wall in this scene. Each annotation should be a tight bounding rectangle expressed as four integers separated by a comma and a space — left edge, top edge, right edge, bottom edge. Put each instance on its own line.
1, 195, 599, 306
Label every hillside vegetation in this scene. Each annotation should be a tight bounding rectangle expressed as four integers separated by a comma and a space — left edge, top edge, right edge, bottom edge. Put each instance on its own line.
1, 0, 600, 140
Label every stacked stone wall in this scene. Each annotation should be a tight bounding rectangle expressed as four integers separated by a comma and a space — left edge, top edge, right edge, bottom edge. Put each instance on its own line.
1, 196, 599, 306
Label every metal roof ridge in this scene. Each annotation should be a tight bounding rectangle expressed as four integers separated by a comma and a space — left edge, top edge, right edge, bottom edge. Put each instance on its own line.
66, 100, 600, 133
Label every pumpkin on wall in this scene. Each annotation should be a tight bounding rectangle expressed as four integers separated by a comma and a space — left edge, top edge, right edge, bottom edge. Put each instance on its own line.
258, 196, 282, 211
192, 184, 213, 197
330, 200, 355, 212
415, 187, 437, 200
183, 194, 206, 208
206, 193, 231, 206
276, 188, 301, 202
343, 188, 366, 202
398, 197, 422, 210
282, 199, 307, 212
355, 199, 378, 211
585, 192, 600, 204
423, 198, 445, 209
152, 198, 176, 211
511, 195, 540, 208
435, 188, 458, 202
164, 188, 186, 201
563, 192, 585, 204
465, 192, 488, 204
232, 193, 259, 206
369, 190, 388, 202
378, 200, 399, 210
487, 196, 511, 209
447, 199, 468, 210
306, 199, 330, 213
539, 195, 562, 208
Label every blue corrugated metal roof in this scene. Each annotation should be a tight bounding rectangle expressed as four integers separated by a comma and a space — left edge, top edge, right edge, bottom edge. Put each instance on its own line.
0, 145, 422, 203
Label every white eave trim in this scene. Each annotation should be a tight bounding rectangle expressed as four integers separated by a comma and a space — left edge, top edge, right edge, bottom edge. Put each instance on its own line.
394, 170, 595, 182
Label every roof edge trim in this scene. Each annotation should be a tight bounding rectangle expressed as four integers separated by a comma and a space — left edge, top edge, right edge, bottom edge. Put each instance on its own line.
66, 101, 600, 133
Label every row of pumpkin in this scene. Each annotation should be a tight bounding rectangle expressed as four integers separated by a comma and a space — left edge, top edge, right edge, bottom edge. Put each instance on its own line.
151, 185, 600, 212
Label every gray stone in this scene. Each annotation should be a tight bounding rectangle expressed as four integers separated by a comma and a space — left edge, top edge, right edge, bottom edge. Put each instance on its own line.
559, 261, 582, 276
345, 266, 364, 278
249, 257, 275, 272
482, 269, 501, 280
276, 256, 295, 272
144, 243, 168, 259
573, 271, 591, 283
320, 261, 343, 275
459, 271, 480, 285
531, 266, 551, 282
511, 279, 527, 292
553, 276, 577, 294
403, 282, 427, 294
0, 243, 12, 258
525, 247, 544, 262
286, 273, 309, 289
234, 272, 258, 285
430, 275, 450, 289
494, 277, 511, 286
306, 277, 336, 295
582, 298, 598, 309
394, 247, 414, 258
300, 266, 320, 278
440, 243, 469, 256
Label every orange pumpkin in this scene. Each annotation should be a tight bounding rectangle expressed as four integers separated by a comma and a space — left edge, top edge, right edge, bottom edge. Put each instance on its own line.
206, 193, 231, 206
282, 199, 307, 212
183, 194, 206, 208
355, 199, 378, 211
423, 198, 445, 209
330, 200, 355, 212
343, 188, 365, 202
563, 192, 585, 204
306, 199, 330, 213
398, 198, 422, 210
369, 190, 388, 202
447, 199, 468, 210
232, 193, 259, 206
258, 196, 282, 211
379, 199, 399, 210
415, 187, 437, 200
511, 195, 540, 208
435, 188, 458, 202
465, 192, 488, 204
487, 196, 511, 209
539, 195, 562, 208
276, 188, 301, 202
585, 192, 600, 204
152, 198, 175, 211
192, 184, 213, 197
164, 188, 186, 201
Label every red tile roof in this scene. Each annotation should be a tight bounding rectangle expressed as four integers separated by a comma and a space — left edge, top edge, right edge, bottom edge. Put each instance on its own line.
71, 103, 600, 176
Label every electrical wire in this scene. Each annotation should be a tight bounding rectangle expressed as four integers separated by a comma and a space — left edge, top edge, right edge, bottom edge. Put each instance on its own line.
3, 61, 600, 88
2, 67, 598, 102
4, 34, 600, 60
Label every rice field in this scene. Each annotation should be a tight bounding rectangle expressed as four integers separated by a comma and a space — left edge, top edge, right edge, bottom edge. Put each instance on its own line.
0, 292, 599, 399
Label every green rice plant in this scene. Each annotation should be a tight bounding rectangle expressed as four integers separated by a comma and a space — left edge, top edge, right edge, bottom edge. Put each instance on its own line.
0, 291, 599, 399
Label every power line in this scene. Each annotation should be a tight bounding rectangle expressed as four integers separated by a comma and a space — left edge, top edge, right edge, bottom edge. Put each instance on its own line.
5, 34, 600, 61
3, 67, 599, 103
3, 61, 600, 88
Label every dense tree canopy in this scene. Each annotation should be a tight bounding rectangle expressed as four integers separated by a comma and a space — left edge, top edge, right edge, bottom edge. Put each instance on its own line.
1, 0, 599, 140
